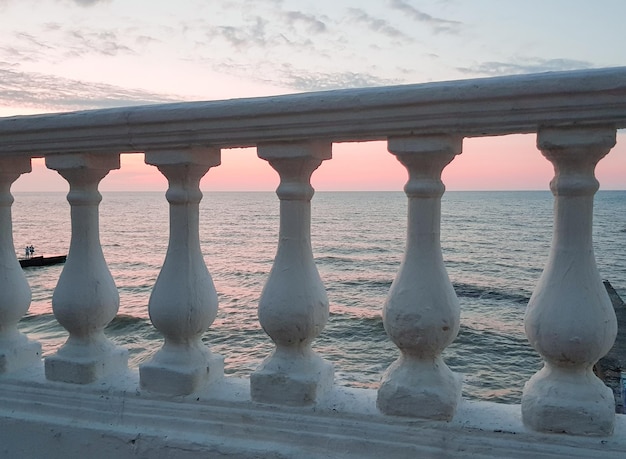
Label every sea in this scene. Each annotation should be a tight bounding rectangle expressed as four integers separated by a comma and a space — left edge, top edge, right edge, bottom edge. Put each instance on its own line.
11, 190, 626, 404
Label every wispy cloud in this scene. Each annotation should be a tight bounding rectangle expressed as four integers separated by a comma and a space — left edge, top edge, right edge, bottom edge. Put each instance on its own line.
347, 8, 413, 42
0, 45, 39, 63
457, 58, 594, 76
0, 25, 137, 67
15, 32, 54, 51
202, 12, 318, 54
201, 56, 399, 92
69, 0, 111, 6
266, 62, 401, 91
44, 22, 63, 32
283, 70, 400, 91
215, 16, 270, 49
389, 0, 461, 34
283, 11, 327, 34
64, 29, 134, 57
0, 66, 182, 113
135, 34, 160, 46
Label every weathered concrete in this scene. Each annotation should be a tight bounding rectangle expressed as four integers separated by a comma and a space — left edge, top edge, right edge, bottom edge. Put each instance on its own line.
139, 149, 224, 396
251, 142, 334, 406
1, 366, 625, 458
378, 135, 462, 420
1, 67, 626, 155
523, 126, 618, 436
44, 154, 128, 384
0, 68, 625, 453
0, 157, 41, 374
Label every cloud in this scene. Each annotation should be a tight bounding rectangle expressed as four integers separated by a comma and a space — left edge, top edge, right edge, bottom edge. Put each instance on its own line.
0, 25, 137, 68
15, 32, 54, 51
283, 11, 327, 34
135, 35, 160, 46
211, 16, 271, 49
457, 58, 594, 77
70, 0, 111, 6
44, 22, 63, 32
199, 56, 398, 92
284, 70, 399, 91
347, 8, 413, 41
268, 63, 401, 91
0, 45, 37, 63
203, 13, 320, 54
0, 31, 57, 65
389, 0, 461, 34
0, 66, 182, 113
65, 29, 134, 57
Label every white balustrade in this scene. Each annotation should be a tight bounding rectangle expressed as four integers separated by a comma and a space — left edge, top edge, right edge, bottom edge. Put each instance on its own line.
250, 141, 334, 406
139, 148, 224, 395
0, 68, 626, 456
522, 126, 618, 436
44, 154, 128, 384
377, 135, 462, 420
0, 157, 41, 374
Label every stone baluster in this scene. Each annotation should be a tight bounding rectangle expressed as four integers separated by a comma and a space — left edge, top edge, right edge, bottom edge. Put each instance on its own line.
251, 141, 333, 406
139, 148, 223, 395
0, 157, 42, 374
522, 126, 618, 436
377, 135, 462, 420
44, 154, 127, 384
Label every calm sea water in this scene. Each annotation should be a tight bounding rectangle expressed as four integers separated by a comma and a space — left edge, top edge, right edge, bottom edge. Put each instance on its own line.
12, 191, 626, 404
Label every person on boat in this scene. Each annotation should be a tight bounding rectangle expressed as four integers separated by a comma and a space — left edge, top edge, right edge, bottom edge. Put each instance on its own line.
29, 245, 35, 258
24, 246, 30, 259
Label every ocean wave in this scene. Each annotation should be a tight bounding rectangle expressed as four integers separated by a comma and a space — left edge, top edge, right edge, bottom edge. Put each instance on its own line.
453, 282, 530, 305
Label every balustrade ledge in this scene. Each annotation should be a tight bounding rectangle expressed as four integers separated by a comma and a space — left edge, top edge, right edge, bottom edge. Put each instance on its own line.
0, 67, 625, 155
0, 366, 624, 458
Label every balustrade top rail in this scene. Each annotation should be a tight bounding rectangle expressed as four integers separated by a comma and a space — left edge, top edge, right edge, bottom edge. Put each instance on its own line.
0, 67, 625, 156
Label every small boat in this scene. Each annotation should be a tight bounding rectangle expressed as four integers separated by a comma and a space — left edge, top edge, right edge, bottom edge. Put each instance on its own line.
19, 255, 67, 268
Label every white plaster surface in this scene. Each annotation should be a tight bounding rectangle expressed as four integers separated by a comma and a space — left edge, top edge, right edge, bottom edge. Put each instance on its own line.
523, 126, 618, 435
139, 149, 224, 395
378, 135, 462, 420
0, 157, 41, 374
1, 366, 625, 458
0, 68, 625, 154
44, 154, 128, 384
251, 142, 334, 406
1, 68, 625, 456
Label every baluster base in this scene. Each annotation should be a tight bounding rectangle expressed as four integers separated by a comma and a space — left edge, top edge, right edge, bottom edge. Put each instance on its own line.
139, 347, 224, 396
251, 351, 333, 406
0, 336, 41, 374
45, 343, 128, 384
377, 355, 461, 420
521, 365, 614, 436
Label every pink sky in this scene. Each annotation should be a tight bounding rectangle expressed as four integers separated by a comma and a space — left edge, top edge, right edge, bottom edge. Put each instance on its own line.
2, 1, 625, 193
12, 133, 626, 193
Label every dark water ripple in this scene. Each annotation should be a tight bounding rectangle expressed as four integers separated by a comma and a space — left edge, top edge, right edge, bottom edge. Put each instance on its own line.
453, 282, 531, 305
